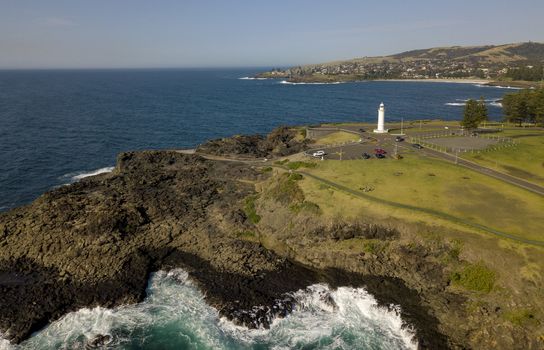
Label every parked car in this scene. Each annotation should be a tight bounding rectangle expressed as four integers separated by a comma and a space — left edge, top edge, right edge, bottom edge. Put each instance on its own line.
412, 143, 423, 149
362, 152, 371, 159
374, 148, 387, 154
375, 153, 386, 159
359, 128, 366, 132
395, 136, 404, 142
312, 150, 326, 157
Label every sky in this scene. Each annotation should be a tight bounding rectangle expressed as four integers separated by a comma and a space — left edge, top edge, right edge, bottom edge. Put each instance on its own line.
1, 0, 543, 69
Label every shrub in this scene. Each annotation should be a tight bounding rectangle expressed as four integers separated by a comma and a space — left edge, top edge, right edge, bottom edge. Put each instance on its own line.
261, 166, 273, 173
288, 173, 304, 181
243, 195, 261, 224
289, 201, 321, 215
266, 173, 305, 205
450, 262, 496, 293
362, 240, 379, 254
274, 159, 290, 165
503, 309, 537, 326
235, 230, 257, 240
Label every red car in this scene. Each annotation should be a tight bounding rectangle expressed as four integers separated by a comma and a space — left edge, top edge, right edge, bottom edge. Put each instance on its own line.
374, 148, 387, 155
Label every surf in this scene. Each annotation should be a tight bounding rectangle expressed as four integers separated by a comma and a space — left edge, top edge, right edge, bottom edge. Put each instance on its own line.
8, 269, 417, 349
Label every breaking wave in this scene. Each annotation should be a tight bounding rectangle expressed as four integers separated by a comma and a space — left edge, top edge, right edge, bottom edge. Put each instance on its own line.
474, 84, 522, 90
279, 80, 344, 85
445, 98, 502, 107
61, 166, 115, 183
238, 77, 268, 80
8, 269, 417, 350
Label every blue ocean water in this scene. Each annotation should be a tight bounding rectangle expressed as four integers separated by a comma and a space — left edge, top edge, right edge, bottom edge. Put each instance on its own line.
0, 68, 509, 211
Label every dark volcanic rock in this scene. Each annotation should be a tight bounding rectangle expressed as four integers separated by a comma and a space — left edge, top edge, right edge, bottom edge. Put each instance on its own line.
196, 126, 312, 158
0, 150, 447, 348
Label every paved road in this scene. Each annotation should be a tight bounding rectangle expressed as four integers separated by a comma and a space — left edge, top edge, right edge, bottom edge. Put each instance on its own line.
400, 143, 544, 196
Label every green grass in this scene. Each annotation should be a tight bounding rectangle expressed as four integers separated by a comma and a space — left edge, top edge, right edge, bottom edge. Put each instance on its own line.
503, 309, 538, 326
289, 200, 321, 215
450, 262, 496, 293
315, 131, 360, 145
261, 166, 273, 173
243, 195, 261, 224
463, 130, 544, 186
286, 161, 317, 170
274, 159, 290, 165
235, 230, 259, 242
299, 155, 544, 241
362, 240, 381, 254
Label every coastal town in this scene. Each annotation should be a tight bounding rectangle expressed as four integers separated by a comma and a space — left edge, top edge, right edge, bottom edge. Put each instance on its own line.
259, 42, 544, 83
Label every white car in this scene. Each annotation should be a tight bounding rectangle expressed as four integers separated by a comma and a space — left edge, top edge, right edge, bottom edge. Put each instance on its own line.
312, 150, 326, 157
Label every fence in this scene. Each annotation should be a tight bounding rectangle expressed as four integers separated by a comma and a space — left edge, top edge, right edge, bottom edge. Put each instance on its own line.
409, 131, 516, 155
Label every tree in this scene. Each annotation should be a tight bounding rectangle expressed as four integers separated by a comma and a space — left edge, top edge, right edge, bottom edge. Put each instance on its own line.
477, 96, 488, 123
461, 99, 481, 129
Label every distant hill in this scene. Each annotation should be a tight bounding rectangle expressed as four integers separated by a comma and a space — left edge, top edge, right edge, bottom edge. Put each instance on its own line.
257, 42, 544, 83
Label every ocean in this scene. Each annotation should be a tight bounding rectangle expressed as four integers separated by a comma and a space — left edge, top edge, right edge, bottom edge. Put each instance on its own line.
0, 69, 512, 349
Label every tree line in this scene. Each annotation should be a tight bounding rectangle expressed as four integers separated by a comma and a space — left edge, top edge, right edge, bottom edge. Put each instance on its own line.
505, 64, 544, 81
502, 88, 544, 126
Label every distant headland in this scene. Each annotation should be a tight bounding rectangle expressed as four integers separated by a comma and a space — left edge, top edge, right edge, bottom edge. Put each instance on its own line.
256, 42, 544, 88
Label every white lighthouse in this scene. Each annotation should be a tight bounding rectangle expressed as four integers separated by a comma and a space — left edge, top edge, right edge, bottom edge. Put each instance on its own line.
373, 102, 388, 134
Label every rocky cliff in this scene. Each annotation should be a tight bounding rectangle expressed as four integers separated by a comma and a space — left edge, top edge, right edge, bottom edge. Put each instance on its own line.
0, 137, 540, 348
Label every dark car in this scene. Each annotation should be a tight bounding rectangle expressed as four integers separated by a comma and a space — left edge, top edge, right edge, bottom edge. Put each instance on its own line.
362, 152, 371, 159
412, 143, 423, 149
395, 136, 404, 142
374, 148, 387, 154
359, 128, 366, 132
375, 153, 386, 159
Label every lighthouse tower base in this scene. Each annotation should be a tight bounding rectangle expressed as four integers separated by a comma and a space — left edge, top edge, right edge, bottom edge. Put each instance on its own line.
373, 128, 389, 134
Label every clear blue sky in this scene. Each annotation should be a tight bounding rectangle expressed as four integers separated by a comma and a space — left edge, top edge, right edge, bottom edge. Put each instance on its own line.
1, 0, 543, 69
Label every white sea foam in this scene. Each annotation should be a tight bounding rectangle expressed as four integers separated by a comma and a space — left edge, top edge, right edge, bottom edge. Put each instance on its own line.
8, 269, 417, 349
63, 166, 115, 182
238, 77, 269, 80
279, 80, 343, 85
474, 84, 522, 90
446, 98, 502, 107
0, 333, 11, 350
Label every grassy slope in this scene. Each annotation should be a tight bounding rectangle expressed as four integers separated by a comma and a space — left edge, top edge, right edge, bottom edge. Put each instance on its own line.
462, 129, 544, 186
254, 163, 544, 339
300, 155, 544, 241
314, 131, 360, 145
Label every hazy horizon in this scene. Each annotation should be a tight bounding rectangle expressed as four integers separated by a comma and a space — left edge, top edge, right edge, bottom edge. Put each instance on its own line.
1, 0, 543, 69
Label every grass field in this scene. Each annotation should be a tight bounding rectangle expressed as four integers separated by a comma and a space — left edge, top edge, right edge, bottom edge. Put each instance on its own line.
298, 154, 544, 242
314, 131, 360, 145
462, 129, 544, 186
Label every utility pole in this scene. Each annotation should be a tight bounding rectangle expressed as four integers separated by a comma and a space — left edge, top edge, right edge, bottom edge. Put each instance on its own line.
401, 117, 404, 135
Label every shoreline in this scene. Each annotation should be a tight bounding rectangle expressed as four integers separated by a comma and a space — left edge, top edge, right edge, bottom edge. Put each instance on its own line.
0, 149, 448, 347
373, 78, 489, 85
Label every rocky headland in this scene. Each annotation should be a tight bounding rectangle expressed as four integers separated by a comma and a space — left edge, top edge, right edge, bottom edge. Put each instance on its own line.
0, 127, 540, 349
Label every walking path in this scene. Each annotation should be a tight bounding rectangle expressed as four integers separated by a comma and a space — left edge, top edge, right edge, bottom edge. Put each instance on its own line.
178, 149, 544, 247
294, 168, 544, 247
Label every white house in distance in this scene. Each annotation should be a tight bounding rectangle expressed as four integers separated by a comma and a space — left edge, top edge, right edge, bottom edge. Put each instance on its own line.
373, 102, 388, 133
